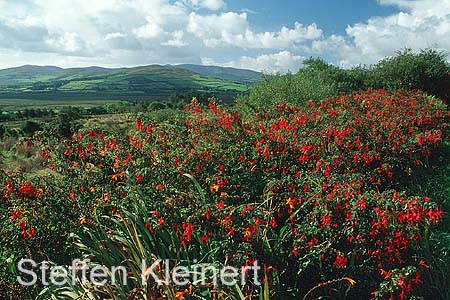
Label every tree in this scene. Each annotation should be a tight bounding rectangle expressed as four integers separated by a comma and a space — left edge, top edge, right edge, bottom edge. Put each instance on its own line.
21, 120, 43, 136
368, 48, 450, 101
0, 124, 5, 138
55, 107, 82, 138
246, 58, 360, 107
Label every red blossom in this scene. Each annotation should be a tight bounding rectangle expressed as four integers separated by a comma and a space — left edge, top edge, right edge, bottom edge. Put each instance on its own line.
334, 254, 348, 268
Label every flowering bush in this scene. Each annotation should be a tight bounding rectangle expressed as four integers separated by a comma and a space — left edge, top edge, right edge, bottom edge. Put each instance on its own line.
1, 89, 449, 299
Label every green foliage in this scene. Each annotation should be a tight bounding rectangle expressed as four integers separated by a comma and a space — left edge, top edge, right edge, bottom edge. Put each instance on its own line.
21, 120, 42, 136
246, 58, 358, 107
148, 100, 167, 110
146, 108, 183, 123
0, 173, 81, 299
52, 107, 83, 138
1, 49, 450, 300
0, 124, 5, 138
398, 140, 450, 300
368, 48, 450, 96
244, 49, 450, 108
0, 64, 250, 101
168, 91, 216, 109
37, 199, 237, 300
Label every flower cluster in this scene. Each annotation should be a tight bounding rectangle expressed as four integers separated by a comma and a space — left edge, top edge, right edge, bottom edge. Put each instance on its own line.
2, 89, 448, 299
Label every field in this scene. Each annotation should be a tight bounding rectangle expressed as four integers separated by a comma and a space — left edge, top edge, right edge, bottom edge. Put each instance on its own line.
0, 65, 255, 102
0, 98, 118, 111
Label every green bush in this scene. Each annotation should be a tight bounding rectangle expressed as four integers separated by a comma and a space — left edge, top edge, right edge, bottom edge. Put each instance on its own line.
0, 124, 5, 139
246, 58, 359, 108
368, 49, 450, 97
21, 120, 42, 136
243, 49, 450, 109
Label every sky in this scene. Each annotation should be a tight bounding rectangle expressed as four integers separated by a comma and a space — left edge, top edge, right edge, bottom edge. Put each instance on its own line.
0, 0, 449, 73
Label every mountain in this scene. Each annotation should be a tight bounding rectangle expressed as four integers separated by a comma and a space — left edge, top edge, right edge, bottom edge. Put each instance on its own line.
0, 65, 65, 86
0, 64, 258, 101
175, 64, 262, 84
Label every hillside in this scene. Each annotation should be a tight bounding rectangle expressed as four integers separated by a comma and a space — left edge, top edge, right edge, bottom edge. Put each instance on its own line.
174, 64, 262, 84
0, 64, 255, 100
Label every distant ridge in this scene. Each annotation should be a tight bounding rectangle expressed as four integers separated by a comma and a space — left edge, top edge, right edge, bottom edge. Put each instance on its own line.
0, 64, 261, 100
174, 64, 262, 84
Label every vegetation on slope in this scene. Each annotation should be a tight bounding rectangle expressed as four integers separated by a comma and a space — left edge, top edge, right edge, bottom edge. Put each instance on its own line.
0, 64, 252, 100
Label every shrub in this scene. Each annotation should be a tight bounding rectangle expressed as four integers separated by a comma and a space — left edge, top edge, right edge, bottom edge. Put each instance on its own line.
2, 89, 448, 299
246, 58, 359, 108
243, 49, 450, 110
0, 125, 5, 139
368, 49, 450, 100
21, 120, 42, 136
0, 173, 81, 299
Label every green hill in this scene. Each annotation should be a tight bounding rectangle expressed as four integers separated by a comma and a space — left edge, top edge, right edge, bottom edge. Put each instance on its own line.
174, 64, 262, 84
0, 64, 256, 101
0, 65, 65, 86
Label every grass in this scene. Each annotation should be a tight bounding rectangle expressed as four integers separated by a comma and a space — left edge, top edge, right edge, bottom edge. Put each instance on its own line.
0, 98, 118, 111
192, 74, 249, 92
82, 113, 133, 132
0, 137, 47, 175
0, 113, 132, 176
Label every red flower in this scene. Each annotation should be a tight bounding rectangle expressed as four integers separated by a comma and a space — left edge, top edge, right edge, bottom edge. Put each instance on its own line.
157, 218, 166, 227
28, 227, 37, 239
270, 219, 277, 228
6, 181, 14, 193
70, 188, 76, 201
11, 210, 23, 222
244, 225, 258, 241
136, 118, 145, 131
263, 147, 270, 160
136, 174, 144, 183
215, 201, 226, 209
20, 183, 37, 198
181, 222, 195, 245
334, 254, 348, 268
201, 234, 209, 244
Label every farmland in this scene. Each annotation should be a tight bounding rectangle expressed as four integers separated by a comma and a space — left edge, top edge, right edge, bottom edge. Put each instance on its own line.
0, 64, 258, 101
0, 98, 118, 111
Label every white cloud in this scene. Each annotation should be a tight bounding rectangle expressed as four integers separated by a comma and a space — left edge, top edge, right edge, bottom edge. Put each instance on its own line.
104, 32, 142, 50
240, 8, 257, 14
105, 32, 126, 40
0, 0, 449, 73
310, 0, 450, 67
203, 51, 305, 73
236, 51, 304, 73
184, 0, 225, 10
378, 0, 450, 17
187, 12, 322, 49
345, 12, 450, 63
133, 18, 164, 39
45, 32, 86, 54
187, 12, 249, 47
0, 0, 190, 67
161, 31, 188, 47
